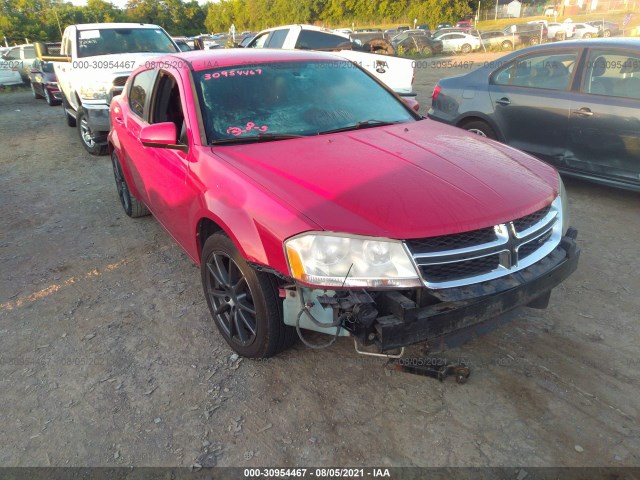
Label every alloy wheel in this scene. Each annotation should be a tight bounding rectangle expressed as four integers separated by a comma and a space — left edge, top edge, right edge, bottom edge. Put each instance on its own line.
205, 252, 258, 348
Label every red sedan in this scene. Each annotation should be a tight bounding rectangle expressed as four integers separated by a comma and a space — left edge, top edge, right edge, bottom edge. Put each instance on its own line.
108, 49, 579, 358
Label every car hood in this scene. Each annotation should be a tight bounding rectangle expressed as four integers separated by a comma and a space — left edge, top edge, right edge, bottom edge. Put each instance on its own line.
212, 120, 558, 239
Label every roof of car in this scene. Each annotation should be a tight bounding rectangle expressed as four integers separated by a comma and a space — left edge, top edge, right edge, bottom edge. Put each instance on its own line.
256, 24, 350, 40
522, 37, 640, 50
74, 23, 164, 30
159, 48, 351, 72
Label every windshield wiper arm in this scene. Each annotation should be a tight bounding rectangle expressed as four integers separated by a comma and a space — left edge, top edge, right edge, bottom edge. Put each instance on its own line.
210, 133, 306, 145
317, 120, 401, 135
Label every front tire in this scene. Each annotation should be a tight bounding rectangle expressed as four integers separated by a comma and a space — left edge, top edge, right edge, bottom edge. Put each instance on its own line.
461, 120, 497, 140
603, 29, 611, 37
77, 109, 108, 156
461, 43, 472, 54
111, 151, 150, 218
201, 233, 296, 358
44, 88, 60, 106
501, 40, 513, 49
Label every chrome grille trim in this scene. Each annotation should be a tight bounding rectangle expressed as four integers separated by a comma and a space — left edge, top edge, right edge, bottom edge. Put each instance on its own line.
406, 197, 563, 289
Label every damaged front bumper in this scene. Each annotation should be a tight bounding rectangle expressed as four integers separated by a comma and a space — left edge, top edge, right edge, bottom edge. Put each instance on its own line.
284, 230, 580, 352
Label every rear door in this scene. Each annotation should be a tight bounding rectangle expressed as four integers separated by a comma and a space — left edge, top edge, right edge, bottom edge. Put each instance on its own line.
566, 48, 640, 186
487, 49, 579, 164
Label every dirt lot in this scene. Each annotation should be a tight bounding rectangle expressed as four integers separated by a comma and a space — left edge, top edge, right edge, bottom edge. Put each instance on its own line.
1, 51, 640, 469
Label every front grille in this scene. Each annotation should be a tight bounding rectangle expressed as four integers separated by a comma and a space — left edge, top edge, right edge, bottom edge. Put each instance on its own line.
406, 227, 496, 253
420, 255, 500, 282
513, 205, 551, 233
518, 229, 553, 259
406, 199, 562, 289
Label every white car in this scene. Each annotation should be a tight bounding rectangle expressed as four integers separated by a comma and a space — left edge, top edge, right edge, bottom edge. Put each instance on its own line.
0, 60, 23, 86
434, 32, 481, 53
571, 23, 599, 38
547, 22, 576, 40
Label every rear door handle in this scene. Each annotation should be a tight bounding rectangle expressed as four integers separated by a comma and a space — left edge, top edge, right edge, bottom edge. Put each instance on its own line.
495, 97, 511, 106
573, 107, 593, 117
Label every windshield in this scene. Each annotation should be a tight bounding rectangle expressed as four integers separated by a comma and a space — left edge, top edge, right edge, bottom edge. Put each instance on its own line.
77, 28, 178, 58
195, 60, 416, 144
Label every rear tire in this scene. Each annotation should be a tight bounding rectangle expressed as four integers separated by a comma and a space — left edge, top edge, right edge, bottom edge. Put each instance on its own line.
77, 109, 108, 156
583, 33, 592, 39
111, 151, 150, 218
501, 40, 513, 49
461, 120, 497, 140
201, 233, 296, 358
530, 37, 540, 45
603, 29, 611, 37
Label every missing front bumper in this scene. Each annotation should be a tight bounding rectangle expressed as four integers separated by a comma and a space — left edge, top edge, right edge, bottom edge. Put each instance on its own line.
374, 232, 580, 351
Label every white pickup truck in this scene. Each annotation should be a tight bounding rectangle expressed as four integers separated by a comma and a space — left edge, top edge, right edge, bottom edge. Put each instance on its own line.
36, 23, 179, 155
245, 24, 416, 97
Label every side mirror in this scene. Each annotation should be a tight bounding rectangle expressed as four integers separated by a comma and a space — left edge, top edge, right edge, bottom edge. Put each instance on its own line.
140, 122, 188, 152
34, 41, 71, 62
403, 97, 420, 112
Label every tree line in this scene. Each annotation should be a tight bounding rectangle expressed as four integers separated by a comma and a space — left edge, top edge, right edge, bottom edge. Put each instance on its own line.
1, 0, 473, 45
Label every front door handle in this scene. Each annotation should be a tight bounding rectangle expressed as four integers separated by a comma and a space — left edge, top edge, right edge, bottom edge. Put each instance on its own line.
495, 97, 511, 106
573, 107, 593, 117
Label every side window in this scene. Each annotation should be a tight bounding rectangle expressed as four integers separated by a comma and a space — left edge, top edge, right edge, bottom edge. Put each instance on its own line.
5, 47, 20, 60
493, 52, 577, 90
128, 69, 157, 119
266, 29, 289, 48
295, 30, 350, 50
583, 50, 640, 100
150, 72, 187, 145
23, 46, 35, 59
249, 32, 270, 48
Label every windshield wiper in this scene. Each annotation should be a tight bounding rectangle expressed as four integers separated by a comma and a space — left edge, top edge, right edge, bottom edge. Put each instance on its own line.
210, 133, 306, 145
317, 120, 401, 135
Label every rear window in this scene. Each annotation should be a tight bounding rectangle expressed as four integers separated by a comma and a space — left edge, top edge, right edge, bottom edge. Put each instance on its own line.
77, 28, 178, 58
295, 31, 351, 50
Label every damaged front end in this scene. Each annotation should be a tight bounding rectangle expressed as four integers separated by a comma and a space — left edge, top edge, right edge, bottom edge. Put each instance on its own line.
282, 195, 580, 354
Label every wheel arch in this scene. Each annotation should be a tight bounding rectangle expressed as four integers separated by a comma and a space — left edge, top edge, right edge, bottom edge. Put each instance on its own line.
456, 113, 504, 142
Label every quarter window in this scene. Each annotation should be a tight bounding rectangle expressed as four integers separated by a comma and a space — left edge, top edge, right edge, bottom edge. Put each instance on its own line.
493, 52, 577, 91
583, 50, 640, 100
129, 69, 157, 118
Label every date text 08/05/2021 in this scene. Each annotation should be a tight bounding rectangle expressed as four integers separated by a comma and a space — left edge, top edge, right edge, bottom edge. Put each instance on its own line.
243, 468, 391, 478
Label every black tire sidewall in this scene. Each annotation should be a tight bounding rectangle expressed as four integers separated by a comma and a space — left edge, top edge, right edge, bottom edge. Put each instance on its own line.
111, 151, 134, 217
200, 233, 284, 358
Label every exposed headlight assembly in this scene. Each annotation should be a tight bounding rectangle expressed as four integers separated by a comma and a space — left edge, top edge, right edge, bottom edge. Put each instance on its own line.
285, 233, 421, 288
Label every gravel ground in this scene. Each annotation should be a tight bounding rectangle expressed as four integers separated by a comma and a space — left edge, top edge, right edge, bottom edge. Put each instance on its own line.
1, 50, 639, 468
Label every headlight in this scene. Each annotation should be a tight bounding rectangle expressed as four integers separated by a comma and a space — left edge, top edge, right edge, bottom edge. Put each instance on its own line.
557, 172, 569, 234
78, 80, 112, 101
285, 233, 421, 288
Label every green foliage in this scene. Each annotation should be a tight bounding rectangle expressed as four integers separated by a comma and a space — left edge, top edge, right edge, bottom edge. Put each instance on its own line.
1, 0, 475, 44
